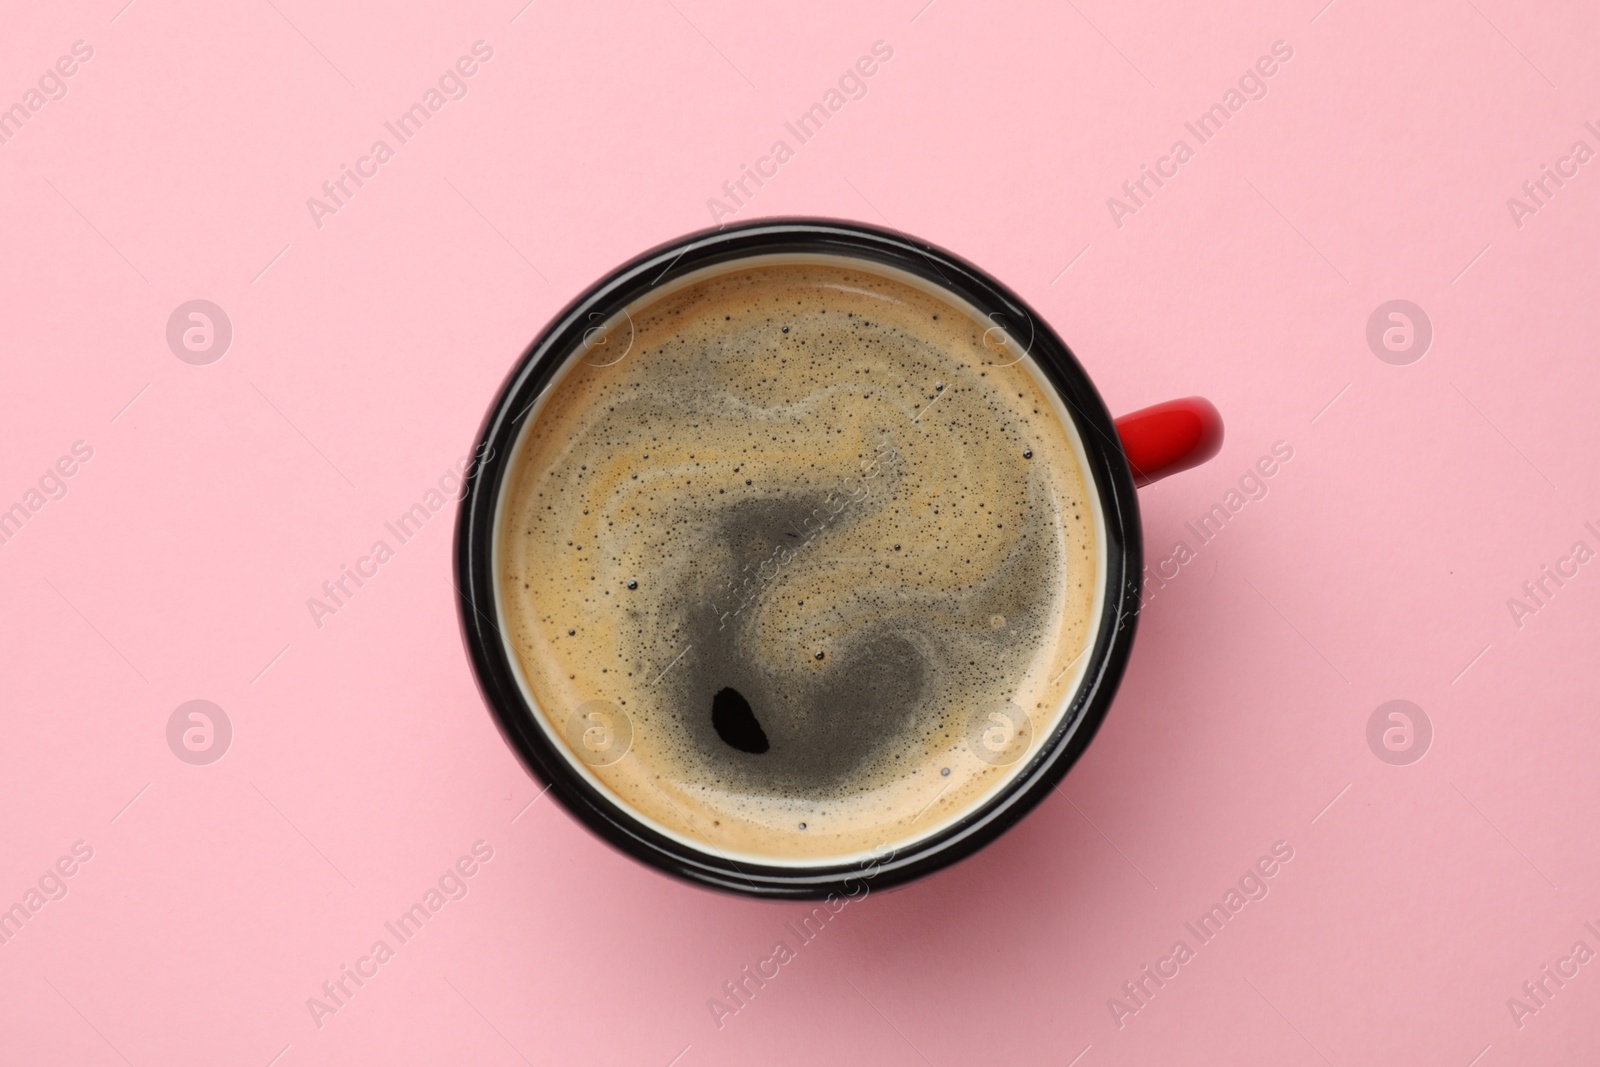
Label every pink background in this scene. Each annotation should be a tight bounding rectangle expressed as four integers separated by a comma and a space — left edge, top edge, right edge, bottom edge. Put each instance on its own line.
3, 0, 1598, 1063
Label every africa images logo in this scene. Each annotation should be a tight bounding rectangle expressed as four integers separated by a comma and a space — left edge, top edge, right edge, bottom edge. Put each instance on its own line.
1107, 841, 1295, 1029
1105, 40, 1295, 229
305, 42, 495, 230
0, 40, 94, 149
305, 841, 495, 1030
704, 41, 894, 226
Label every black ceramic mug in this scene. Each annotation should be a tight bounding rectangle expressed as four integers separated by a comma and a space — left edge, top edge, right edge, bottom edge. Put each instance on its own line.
455, 219, 1222, 898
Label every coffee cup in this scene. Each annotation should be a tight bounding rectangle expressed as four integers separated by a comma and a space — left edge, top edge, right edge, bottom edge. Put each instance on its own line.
455, 219, 1222, 897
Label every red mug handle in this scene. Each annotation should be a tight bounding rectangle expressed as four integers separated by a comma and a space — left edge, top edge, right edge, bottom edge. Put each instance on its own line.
1114, 397, 1224, 487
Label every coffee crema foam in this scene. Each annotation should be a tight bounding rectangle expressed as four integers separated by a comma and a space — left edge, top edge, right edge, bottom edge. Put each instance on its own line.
497, 260, 1098, 863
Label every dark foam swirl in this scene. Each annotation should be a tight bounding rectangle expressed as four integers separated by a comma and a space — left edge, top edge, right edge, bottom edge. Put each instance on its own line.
498, 260, 1097, 861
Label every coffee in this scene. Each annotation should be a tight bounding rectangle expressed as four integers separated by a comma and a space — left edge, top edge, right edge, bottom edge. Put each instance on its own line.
495, 258, 1100, 863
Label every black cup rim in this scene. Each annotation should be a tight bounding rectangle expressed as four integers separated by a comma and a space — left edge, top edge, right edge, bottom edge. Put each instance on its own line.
454, 218, 1143, 899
